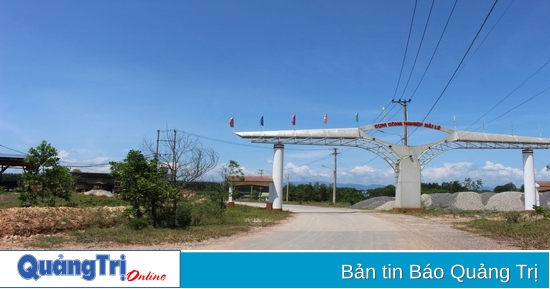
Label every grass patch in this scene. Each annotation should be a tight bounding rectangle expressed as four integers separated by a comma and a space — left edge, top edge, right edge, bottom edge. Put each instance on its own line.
0, 193, 20, 209
464, 218, 550, 249
405, 209, 550, 249
63, 204, 291, 245
27, 235, 68, 249
0, 192, 129, 209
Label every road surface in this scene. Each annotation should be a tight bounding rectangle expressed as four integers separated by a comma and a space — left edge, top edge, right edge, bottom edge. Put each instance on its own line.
182, 202, 518, 250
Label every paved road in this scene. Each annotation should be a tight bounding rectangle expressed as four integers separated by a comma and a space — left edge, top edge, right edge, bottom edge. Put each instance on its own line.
183, 202, 518, 250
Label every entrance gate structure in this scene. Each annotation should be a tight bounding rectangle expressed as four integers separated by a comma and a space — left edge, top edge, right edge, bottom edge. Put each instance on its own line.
235, 121, 550, 211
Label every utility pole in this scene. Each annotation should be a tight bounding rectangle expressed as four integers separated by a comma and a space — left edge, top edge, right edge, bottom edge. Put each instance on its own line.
172, 129, 177, 185
258, 169, 264, 176
286, 174, 289, 202
392, 99, 411, 146
155, 130, 160, 161
332, 148, 338, 204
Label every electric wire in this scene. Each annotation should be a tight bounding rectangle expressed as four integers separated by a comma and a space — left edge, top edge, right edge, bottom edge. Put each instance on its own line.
407, 0, 458, 101
398, 0, 435, 101
471, 85, 550, 133
414, 0, 499, 134
392, 0, 418, 101
455, 0, 515, 77
463, 58, 550, 132
0, 144, 26, 155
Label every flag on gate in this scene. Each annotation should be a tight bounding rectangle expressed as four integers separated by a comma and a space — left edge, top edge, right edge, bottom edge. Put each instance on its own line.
260, 116, 264, 126
229, 117, 234, 128
323, 114, 328, 124
291, 114, 296, 126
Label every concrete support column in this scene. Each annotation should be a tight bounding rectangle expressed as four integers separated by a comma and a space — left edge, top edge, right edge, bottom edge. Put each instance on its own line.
272, 143, 284, 211
394, 155, 423, 211
523, 149, 538, 211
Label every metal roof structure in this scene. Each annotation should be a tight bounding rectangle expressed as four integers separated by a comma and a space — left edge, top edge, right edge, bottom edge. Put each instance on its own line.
0, 153, 28, 176
235, 121, 550, 210
236, 120, 550, 210
236, 121, 550, 170
227, 176, 273, 187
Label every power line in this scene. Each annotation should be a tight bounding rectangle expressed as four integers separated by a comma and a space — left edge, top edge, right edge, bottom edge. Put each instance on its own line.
464, 58, 550, 132
477, 85, 550, 132
416, 0, 499, 129
407, 0, 458, 101
392, 0, 418, 101
455, 0, 515, 77
0, 144, 26, 155
398, 0, 435, 100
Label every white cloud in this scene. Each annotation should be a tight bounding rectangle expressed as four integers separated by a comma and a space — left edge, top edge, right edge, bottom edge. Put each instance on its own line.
349, 165, 377, 174
57, 150, 112, 173
481, 161, 523, 178
285, 162, 313, 175
421, 161, 528, 188
538, 167, 550, 180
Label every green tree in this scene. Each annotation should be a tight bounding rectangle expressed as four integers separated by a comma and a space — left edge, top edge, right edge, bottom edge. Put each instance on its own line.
19, 141, 73, 207
110, 150, 190, 229
337, 187, 366, 205
224, 160, 245, 199
462, 178, 483, 192
210, 160, 244, 216
441, 181, 467, 193
367, 185, 396, 198
494, 182, 517, 193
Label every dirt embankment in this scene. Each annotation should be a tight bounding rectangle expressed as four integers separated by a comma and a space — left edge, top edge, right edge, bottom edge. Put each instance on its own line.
0, 206, 124, 238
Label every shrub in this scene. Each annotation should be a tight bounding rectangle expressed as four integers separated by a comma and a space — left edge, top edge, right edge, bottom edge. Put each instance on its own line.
503, 211, 523, 223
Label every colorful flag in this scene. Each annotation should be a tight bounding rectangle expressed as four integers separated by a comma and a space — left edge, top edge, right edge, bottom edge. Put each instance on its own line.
260, 116, 264, 126
229, 117, 234, 128
355, 112, 359, 123
323, 114, 328, 124
291, 114, 296, 126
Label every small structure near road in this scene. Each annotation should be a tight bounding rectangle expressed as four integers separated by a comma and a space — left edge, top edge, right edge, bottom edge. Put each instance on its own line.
227, 175, 273, 208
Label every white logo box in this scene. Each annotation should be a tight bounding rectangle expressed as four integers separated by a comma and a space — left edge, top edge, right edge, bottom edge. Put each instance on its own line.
0, 250, 180, 288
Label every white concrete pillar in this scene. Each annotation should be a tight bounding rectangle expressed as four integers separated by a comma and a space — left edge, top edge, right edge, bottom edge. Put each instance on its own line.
394, 155, 422, 210
272, 143, 284, 210
228, 186, 233, 202
523, 149, 537, 211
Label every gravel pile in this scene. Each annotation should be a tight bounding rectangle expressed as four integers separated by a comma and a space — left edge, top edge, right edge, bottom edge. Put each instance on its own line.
538, 192, 550, 208
83, 189, 114, 197
429, 193, 457, 210
352, 191, 550, 211
350, 196, 394, 209
451, 192, 485, 211
484, 192, 524, 212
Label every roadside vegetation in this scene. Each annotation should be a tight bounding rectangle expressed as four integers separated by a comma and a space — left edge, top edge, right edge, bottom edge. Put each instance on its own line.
0, 190, 290, 248
0, 139, 290, 249
406, 206, 550, 250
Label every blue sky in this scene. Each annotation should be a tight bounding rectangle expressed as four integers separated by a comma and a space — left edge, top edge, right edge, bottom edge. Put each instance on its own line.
1, 0, 549, 188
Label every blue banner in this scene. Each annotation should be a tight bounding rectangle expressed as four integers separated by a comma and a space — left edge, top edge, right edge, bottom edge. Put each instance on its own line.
180, 251, 548, 288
